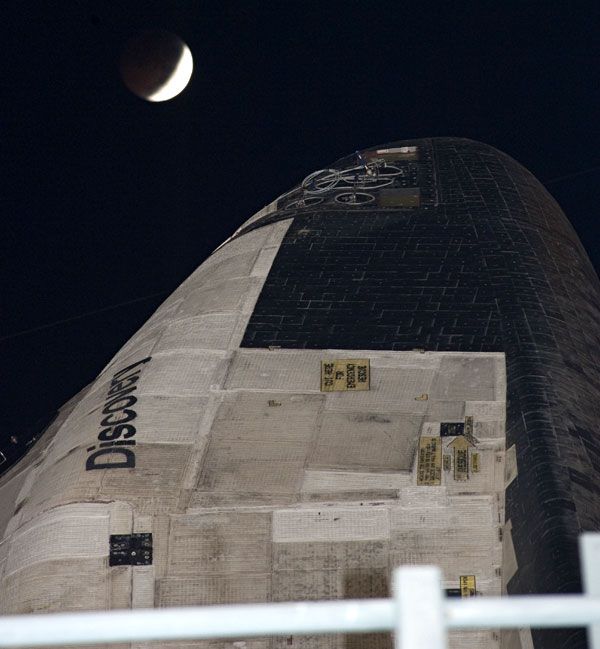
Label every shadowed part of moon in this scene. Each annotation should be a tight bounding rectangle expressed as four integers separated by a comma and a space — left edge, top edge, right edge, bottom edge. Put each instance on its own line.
120, 31, 192, 102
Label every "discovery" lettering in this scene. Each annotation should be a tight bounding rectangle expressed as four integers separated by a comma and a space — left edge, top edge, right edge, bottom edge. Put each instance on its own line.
85, 357, 151, 471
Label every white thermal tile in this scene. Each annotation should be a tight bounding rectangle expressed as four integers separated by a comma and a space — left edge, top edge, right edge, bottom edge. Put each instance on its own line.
390, 496, 494, 530
133, 299, 183, 337
302, 470, 411, 493
0, 471, 29, 541
167, 512, 271, 576
195, 250, 258, 283
273, 507, 389, 543
309, 412, 422, 471
98, 444, 192, 500
273, 539, 389, 572
132, 395, 207, 444
211, 392, 324, 442
175, 277, 253, 318
226, 350, 324, 392
431, 356, 498, 401
0, 558, 109, 614
100, 341, 157, 380
6, 504, 110, 575
18, 454, 103, 526
157, 574, 270, 606
154, 314, 239, 352
132, 566, 155, 608
264, 219, 292, 246
399, 486, 449, 508
271, 569, 342, 602
465, 400, 506, 421
474, 420, 505, 439
425, 400, 466, 422
140, 351, 229, 397
204, 228, 269, 262
325, 366, 436, 413
368, 352, 442, 369
251, 246, 281, 277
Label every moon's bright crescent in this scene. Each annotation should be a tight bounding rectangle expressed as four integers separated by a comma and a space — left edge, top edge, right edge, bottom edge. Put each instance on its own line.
147, 44, 194, 102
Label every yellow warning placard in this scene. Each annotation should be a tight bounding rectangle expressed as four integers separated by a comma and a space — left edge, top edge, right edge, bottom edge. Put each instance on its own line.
471, 453, 480, 473
417, 436, 442, 486
460, 575, 476, 598
320, 359, 370, 392
449, 436, 472, 481
455, 449, 469, 480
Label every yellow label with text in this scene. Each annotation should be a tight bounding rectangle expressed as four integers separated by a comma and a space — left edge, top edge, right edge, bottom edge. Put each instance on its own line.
321, 359, 370, 392
417, 436, 442, 486
471, 452, 480, 473
449, 436, 471, 481
460, 575, 476, 598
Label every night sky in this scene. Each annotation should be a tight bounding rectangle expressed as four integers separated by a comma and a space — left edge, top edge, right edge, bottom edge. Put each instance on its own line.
2, 2, 599, 439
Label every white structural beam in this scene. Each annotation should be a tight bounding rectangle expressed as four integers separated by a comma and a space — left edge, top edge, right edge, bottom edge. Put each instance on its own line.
0, 599, 395, 647
2, 595, 600, 647
581, 533, 600, 649
445, 595, 600, 628
394, 566, 446, 649
5, 537, 600, 649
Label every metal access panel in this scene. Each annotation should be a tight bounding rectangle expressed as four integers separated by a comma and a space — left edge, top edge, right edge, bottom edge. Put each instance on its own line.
440, 422, 465, 437
109, 533, 152, 566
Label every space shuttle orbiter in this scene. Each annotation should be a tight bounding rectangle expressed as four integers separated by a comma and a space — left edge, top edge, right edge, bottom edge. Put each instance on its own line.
1, 138, 599, 649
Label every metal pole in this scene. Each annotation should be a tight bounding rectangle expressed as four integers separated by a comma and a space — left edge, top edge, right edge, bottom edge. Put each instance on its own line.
394, 566, 446, 649
445, 595, 600, 628
4, 566, 600, 646
580, 533, 600, 649
0, 599, 394, 648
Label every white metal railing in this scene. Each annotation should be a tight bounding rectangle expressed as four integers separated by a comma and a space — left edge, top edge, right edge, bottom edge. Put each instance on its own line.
0, 534, 599, 648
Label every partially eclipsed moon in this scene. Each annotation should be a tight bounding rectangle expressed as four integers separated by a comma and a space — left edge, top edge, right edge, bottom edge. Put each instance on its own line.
147, 44, 193, 102
120, 31, 194, 102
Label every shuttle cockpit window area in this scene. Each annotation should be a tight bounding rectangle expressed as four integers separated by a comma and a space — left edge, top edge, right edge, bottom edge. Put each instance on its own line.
281, 146, 421, 210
